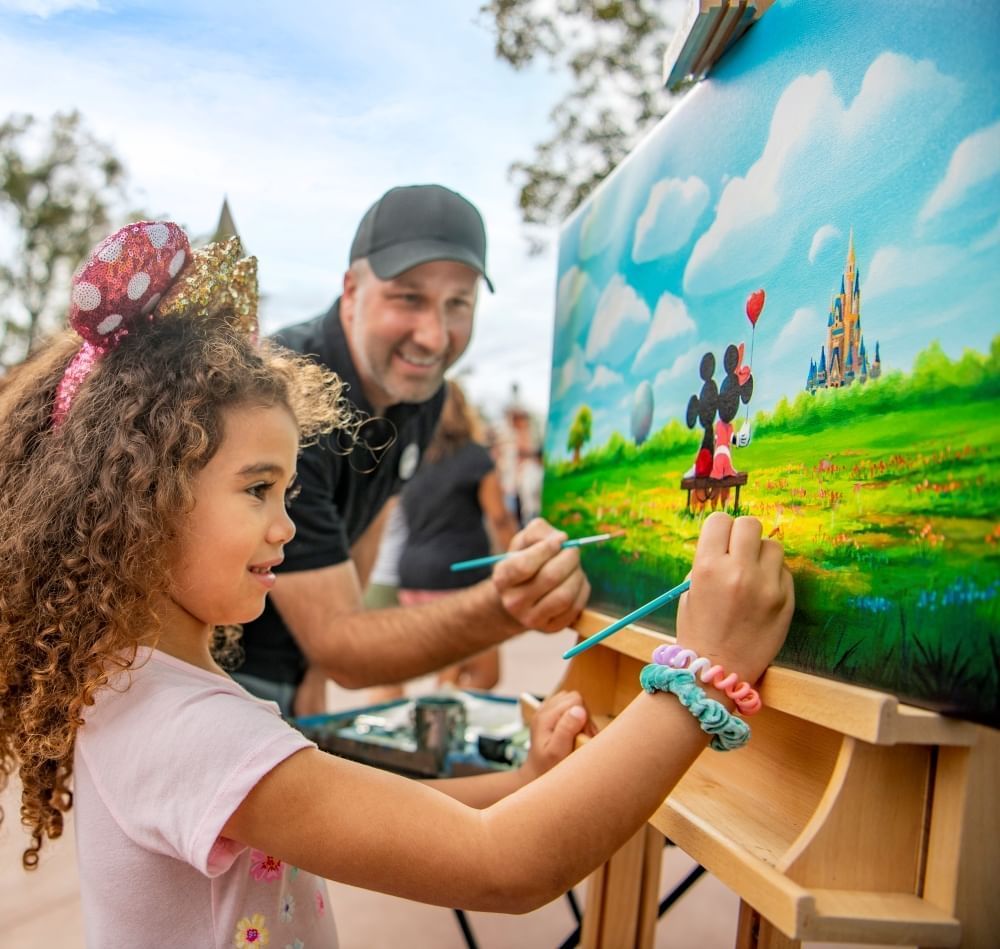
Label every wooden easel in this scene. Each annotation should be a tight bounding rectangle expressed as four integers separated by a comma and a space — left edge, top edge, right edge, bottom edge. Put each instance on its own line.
557, 611, 998, 948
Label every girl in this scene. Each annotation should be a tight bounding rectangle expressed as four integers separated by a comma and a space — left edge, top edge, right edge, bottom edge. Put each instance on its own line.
0, 222, 794, 948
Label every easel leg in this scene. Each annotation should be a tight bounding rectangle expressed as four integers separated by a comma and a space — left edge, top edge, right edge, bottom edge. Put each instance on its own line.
581, 825, 661, 949
735, 901, 800, 948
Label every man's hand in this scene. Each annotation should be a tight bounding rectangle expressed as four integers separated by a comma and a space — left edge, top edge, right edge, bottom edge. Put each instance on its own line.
491, 518, 591, 632
520, 689, 591, 781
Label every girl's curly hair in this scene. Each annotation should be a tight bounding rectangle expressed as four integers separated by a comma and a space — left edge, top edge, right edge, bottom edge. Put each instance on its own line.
0, 317, 347, 869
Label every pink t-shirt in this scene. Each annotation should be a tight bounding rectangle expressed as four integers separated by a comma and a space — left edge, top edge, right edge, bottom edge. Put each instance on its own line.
73, 648, 340, 948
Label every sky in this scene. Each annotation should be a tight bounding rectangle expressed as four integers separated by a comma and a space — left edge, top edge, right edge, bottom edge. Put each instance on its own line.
0, 0, 572, 418
545, 0, 1000, 460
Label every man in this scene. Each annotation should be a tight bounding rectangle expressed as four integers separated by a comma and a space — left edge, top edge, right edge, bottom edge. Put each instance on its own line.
235, 184, 590, 715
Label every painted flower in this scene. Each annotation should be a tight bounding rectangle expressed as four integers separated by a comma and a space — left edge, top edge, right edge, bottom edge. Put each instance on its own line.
234, 913, 270, 946
279, 892, 295, 924
250, 849, 284, 882
314, 888, 326, 917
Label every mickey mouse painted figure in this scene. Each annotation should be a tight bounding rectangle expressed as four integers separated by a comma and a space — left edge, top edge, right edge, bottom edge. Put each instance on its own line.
683, 343, 753, 511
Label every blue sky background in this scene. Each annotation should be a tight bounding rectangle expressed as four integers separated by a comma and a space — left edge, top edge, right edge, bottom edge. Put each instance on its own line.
0, 0, 580, 415
546, 0, 1000, 460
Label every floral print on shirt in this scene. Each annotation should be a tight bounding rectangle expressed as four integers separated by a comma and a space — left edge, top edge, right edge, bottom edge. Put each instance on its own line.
249, 849, 284, 882
279, 892, 295, 924
234, 913, 270, 946
314, 888, 326, 917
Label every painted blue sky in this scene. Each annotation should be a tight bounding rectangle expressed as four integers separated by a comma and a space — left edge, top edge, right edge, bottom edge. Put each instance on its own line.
546, 0, 1000, 461
0, 0, 578, 415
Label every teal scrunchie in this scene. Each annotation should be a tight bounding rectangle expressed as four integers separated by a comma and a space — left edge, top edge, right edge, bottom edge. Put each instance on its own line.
639, 664, 751, 752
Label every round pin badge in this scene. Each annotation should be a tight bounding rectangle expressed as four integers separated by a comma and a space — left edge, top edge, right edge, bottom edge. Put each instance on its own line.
398, 442, 420, 480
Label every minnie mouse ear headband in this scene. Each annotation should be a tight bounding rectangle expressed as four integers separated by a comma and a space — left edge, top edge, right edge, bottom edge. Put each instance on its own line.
52, 221, 258, 426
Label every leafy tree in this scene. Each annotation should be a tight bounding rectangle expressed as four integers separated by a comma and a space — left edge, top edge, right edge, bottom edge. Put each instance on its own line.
480, 0, 678, 248
0, 111, 132, 368
567, 403, 593, 463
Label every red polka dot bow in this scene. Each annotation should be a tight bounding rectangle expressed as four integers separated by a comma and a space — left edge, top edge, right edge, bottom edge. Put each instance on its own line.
52, 221, 258, 426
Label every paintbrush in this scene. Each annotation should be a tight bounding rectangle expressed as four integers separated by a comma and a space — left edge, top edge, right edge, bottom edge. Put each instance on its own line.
562, 577, 691, 659
450, 530, 626, 572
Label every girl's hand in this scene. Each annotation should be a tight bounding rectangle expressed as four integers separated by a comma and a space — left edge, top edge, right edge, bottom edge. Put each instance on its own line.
519, 689, 591, 782
676, 512, 794, 686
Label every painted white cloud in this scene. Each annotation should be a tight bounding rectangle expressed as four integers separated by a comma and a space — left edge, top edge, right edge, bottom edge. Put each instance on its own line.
578, 191, 618, 260
632, 291, 696, 373
554, 343, 590, 399
808, 224, 841, 263
653, 344, 703, 390
773, 306, 821, 357
584, 273, 651, 367
864, 242, 966, 301
972, 217, 1000, 253
684, 52, 961, 296
588, 365, 624, 391
632, 176, 710, 263
555, 265, 593, 331
919, 119, 1000, 224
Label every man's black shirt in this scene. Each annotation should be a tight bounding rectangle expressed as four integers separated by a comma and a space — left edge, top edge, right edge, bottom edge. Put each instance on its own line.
237, 299, 445, 686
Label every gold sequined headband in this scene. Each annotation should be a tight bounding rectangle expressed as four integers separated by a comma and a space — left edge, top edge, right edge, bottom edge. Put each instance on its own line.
53, 222, 259, 426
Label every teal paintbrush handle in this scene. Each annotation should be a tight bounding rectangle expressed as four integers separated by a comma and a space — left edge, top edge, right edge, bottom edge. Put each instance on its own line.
562, 578, 691, 659
449, 552, 509, 572
451, 532, 617, 572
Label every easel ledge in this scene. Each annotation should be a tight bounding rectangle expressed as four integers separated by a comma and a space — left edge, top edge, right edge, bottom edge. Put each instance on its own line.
557, 610, 998, 948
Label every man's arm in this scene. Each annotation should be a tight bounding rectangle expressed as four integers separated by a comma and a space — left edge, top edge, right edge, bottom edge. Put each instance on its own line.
270, 518, 590, 690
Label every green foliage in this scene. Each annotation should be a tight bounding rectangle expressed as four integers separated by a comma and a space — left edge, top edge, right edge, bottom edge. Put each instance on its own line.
0, 111, 136, 367
567, 403, 593, 460
479, 0, 678, 249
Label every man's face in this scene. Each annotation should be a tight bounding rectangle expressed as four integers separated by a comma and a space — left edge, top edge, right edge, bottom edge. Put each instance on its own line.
341, 259, 478, 411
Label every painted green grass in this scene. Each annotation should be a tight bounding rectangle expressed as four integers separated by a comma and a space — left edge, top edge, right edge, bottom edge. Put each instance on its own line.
544, 393, 1000, 724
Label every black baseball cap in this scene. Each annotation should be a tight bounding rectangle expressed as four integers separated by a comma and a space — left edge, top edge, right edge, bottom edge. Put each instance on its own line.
349, 184, 494, 292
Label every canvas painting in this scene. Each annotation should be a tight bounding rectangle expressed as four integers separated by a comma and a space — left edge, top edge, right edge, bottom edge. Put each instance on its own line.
542, 0, 1000, 724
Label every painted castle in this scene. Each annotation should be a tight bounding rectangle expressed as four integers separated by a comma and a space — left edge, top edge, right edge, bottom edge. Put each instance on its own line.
806, 231, 881, 391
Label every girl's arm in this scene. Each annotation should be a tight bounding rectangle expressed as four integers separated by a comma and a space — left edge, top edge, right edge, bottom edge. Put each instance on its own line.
222, 514, 793, 913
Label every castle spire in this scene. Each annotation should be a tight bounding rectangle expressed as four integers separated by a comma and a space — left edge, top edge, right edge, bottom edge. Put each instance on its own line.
847, 227, 855, 271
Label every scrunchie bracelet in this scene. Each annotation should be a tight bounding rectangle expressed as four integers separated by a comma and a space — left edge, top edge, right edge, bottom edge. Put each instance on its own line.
639, 664, 750, 751
652, 644, 762, 716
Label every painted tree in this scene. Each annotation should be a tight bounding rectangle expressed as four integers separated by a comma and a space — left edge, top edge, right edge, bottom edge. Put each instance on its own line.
0, 111, 133, 368
567, 404, 593, 463
480, 0, 679, 250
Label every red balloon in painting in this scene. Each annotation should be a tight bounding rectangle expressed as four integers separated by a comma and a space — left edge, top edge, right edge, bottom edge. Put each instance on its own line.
746, 289, 765, 326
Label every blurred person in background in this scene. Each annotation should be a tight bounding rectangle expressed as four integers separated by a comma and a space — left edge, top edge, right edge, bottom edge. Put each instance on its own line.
393, 379, 519, 693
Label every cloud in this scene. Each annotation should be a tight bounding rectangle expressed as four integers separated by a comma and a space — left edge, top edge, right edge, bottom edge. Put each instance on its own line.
864, 242, 965, 301
972, 217, 1000, 253
631, 291, 696, 373
0, 0, 101, 15
919, 119, 1000, 224
808, 224, 841, 263
588, 365, 624, 391
553, 343, 590, 399
578, 191, 618, 260
632, 176, 710, 263
773, 306, 821, 357
653, 344, 703, 390
584, 273, 651, 367
555, 265, 593, 331
684, 52, 961, 296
